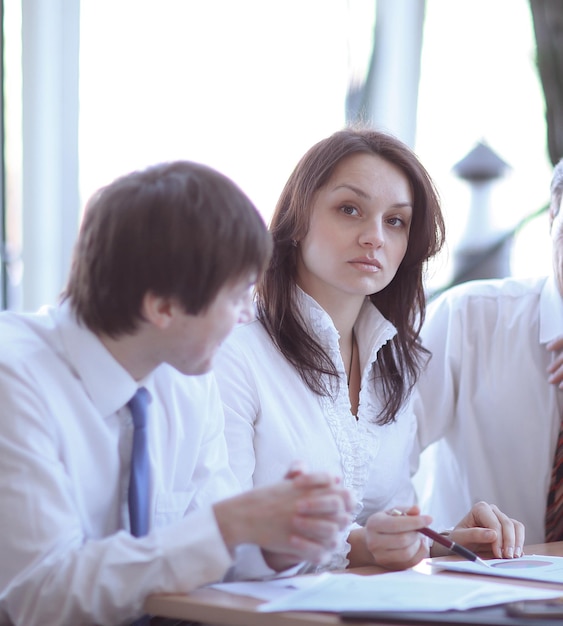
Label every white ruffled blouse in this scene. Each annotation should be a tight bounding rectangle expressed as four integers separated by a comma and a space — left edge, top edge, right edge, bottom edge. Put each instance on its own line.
214, 289, 417, 568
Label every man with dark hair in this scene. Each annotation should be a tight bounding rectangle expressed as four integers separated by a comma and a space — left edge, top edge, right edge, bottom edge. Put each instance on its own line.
0, 161, 352, 626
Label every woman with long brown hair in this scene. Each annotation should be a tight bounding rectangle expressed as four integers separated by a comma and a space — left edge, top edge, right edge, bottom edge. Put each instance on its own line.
215, 128, 524, 571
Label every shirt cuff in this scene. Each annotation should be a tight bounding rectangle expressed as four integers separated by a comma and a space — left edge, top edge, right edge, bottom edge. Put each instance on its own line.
156, 507, 233, 589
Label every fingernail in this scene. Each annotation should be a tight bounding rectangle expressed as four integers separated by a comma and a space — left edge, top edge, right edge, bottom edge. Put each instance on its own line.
505, 547, 514, 558
514, 547, 522, 557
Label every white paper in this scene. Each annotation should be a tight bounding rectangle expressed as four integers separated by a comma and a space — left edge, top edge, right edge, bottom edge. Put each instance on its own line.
431, 554, 563, 584
254, 570, 562, 613
210, 573, 330, 602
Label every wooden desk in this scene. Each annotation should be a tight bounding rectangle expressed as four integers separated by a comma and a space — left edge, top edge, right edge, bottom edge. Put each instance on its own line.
145, 542, 563, 626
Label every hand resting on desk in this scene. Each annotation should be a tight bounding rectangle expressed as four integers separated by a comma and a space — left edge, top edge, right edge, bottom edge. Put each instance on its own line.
441, 500, 525, 559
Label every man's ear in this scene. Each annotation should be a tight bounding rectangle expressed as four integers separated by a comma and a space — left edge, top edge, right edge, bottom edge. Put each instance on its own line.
549, 197, 563, 232
549, 204, 557, 231
141, 292, 175, 329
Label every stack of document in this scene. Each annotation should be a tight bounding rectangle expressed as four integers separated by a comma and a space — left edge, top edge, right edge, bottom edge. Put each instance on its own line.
211, 558, 563, 614
431, 554, 563, 584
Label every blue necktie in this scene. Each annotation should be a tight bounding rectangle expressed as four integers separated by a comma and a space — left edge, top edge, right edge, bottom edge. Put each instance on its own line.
128, 387, 151, 537
128, 388, 151, 625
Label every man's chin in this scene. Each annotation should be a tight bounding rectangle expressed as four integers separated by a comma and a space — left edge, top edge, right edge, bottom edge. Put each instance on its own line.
176, 358, 213, 377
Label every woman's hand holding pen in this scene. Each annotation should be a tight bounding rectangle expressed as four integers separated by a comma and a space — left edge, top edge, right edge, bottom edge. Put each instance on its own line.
350, 501, 525, 571
357, 505, 432, 570
444, 501, 525, 560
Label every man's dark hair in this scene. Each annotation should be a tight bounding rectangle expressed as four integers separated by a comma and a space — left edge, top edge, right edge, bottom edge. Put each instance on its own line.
63, 160, 272, 337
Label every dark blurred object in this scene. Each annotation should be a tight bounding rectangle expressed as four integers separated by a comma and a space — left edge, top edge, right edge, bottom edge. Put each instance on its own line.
530, 0, 563, 165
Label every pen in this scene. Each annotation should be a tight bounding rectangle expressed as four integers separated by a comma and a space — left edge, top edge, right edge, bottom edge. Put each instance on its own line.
389, 509, 491, 568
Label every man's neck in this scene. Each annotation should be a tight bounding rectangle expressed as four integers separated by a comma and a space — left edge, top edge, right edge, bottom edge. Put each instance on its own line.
98, 330, 158, 382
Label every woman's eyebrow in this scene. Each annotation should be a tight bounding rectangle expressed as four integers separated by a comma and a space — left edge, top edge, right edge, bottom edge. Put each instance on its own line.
332, 183, 371, 199
332, 183, 413, 210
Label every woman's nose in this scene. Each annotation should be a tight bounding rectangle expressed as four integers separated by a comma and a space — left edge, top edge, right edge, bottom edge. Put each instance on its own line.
358, 220, 384, 248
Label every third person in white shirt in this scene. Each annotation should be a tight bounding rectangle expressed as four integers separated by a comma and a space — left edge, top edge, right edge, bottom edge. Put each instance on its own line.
413, 157, 563, 547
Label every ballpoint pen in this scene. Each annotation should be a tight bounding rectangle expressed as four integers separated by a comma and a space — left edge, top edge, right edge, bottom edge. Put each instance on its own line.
390, 509, 491, 567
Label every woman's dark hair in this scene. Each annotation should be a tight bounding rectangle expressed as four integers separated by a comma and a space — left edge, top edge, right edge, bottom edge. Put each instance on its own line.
256, 128, 445, 424
63, 160, 272, 337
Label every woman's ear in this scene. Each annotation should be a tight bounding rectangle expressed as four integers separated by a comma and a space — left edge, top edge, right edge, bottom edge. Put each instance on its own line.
141, 292, 175, 329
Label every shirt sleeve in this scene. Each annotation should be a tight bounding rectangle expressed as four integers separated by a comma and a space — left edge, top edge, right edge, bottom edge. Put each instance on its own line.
379, 401, 418, 511
179, 372, 244, 508
0, 366, 233, 626
415, 291, 462, 449
214, 334, 261, 490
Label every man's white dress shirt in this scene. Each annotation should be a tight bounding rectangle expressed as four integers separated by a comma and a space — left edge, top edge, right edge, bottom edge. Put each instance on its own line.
214, 290, 417, 569
413, 275, 563, 544
0, 303, 239, 625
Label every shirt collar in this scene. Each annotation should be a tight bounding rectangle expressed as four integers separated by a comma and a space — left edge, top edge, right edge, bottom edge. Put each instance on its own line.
539, 275, 563, 344
55, 301, 139, 418
295, 287, 397, 364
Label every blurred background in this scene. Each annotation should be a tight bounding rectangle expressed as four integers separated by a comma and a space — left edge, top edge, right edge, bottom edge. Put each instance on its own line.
0, 0, 558, 310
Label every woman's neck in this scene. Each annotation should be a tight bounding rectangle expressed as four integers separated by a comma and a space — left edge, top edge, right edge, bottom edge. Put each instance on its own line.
301, 287, 364, 340
298, 285, 364, 417
328, 300, 363, 345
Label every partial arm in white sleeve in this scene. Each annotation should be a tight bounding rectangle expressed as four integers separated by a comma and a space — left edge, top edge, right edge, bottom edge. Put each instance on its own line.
214, 336, 261, 490
416, 291, 463, 449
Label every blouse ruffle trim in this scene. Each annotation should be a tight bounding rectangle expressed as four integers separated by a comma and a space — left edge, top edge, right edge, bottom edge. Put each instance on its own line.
295, 290, 397, 570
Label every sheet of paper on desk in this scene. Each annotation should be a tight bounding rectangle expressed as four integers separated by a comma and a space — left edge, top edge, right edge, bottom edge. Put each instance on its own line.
431, 554, 563, 584
210, 573, 331, 602
256, 570, 561, 613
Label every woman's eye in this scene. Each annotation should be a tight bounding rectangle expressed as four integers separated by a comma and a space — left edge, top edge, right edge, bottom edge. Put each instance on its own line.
341, 205, 358, 216
387, 216, 404, 227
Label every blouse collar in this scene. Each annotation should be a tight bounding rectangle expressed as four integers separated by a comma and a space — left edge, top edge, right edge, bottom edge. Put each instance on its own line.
294, 287, 397, 370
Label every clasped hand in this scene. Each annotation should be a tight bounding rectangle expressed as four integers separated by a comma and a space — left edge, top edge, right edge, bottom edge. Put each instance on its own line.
214, 461, 354, 572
